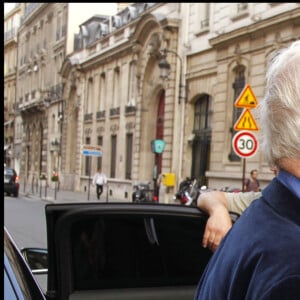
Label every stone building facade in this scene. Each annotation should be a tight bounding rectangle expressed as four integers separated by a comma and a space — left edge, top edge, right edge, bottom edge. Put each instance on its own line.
60, 3, 300, 202
6, 3, 300, 202
183, 3, 300, 191
14, 3, 117, 188
4, 4, 24, 170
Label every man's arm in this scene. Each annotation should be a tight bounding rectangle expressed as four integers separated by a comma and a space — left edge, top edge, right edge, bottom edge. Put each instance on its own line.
197, 190, 261, 252
197, 191, 232, 252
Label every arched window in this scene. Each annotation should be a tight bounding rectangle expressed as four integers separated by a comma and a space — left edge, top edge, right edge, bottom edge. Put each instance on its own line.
192, 94, 212, 186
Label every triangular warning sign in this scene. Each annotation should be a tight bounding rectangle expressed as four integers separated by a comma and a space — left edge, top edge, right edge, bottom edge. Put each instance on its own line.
235, 84, 258, 108
234, 109, 259, 131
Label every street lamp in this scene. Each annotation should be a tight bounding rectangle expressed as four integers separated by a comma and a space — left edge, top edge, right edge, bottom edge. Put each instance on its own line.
158, 48, 187, 189
158, 48, 186, 103
158, 49, 171, 79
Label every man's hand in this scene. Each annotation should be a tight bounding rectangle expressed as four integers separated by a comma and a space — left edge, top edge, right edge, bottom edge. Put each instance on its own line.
202, 206, 232, 252
197, 190, 232, 252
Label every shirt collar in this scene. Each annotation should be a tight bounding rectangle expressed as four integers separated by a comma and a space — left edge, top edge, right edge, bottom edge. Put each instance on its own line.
277, 169, 300, 199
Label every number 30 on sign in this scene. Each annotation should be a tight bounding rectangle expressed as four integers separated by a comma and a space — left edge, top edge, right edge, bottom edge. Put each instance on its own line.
232, 131, 259, 158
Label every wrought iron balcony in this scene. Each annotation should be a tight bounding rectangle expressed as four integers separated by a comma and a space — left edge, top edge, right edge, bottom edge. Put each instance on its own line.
96, 110, 105, 119
84, 113, 93, 122
125, 105, 136, 114
110, 107, 120, 117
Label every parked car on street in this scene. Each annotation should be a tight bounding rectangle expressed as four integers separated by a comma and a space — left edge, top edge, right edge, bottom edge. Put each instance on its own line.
5, 203, 239, 300
4, 167, 19, 197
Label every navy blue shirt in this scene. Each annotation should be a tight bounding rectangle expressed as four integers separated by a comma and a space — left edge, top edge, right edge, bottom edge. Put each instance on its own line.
194, 177, 300, 300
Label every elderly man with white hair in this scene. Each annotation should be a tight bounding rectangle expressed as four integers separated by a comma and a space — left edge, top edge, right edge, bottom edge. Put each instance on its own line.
194, 40, 300, 299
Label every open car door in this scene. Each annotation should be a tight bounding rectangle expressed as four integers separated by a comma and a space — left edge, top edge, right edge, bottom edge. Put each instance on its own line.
45, 202, 237, 300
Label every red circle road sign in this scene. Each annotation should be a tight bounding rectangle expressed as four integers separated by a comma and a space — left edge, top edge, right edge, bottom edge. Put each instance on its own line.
232, 130, 259, 158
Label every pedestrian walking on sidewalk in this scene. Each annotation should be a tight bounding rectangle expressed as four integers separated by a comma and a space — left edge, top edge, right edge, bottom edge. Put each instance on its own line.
92, 168, 107, 200
244, 169, 260, 192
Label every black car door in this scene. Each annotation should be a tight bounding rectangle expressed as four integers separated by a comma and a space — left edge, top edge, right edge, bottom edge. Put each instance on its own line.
45, 203, 230, 300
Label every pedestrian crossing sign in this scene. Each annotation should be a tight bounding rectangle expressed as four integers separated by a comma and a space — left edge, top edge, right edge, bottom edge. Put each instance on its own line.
234, 109, 259, 131
235, 84, 258, 108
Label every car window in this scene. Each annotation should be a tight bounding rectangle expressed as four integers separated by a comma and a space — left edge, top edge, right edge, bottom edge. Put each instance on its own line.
4, 229, 45, 300
69, 214, 211, 291
4, 168, 15, 176
4, 268, 19, 300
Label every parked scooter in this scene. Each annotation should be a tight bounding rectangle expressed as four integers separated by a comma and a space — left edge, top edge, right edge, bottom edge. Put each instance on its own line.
174, 178, 201, 206
132, 182, 154, 203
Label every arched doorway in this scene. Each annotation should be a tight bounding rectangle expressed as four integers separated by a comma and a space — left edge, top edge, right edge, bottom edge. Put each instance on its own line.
156, 90, 165, 174
153, 90, 165, 199
191, 94, 212, 186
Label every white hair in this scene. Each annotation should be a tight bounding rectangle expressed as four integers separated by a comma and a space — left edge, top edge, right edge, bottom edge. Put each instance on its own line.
259, 40, 300, 166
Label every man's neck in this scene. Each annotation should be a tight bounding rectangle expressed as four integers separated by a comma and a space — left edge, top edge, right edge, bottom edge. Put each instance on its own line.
278, 158, 300, 178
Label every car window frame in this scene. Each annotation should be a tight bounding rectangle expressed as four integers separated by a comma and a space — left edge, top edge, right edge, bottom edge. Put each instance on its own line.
4, 227, 46, 300
46, 203, 211, 300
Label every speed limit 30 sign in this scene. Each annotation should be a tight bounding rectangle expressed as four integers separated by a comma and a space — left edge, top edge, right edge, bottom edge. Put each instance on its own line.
232, 130, 259, 158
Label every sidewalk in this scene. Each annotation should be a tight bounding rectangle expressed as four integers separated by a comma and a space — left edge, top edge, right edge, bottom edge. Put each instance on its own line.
19, 182, 122, 203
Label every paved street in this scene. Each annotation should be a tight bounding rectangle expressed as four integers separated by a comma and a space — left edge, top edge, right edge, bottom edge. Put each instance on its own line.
18, 181, 126, 204
5, 183, 127, 294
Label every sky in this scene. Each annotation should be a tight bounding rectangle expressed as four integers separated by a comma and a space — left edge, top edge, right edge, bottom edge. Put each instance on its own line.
4, 3, 117, 15
4, 3, 16, 14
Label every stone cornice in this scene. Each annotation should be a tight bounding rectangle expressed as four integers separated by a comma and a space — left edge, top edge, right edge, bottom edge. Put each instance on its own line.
209, 7, 300, 48
79, 39, 132, 71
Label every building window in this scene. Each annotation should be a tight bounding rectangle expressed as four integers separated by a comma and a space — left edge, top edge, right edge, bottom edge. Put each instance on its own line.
97, 136, 103, 170
51, 114, 55, 134
194, 95, 212, 132
228, 65, 245, 161
231, 3, 249, 21
99, 72, 106, 111
192, 94, 212, 186
113, 67, 120, 108
195, 3, 210, 35
86, 77, 93, 113
127, 61, 136, 107
110, 135, 117, 178
85, 137, 91, 176
125, 133, 133, 180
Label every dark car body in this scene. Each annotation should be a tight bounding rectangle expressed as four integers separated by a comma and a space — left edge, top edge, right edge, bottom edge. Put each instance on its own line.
4, 227, 46, 299
5, 202, 239, 300
4, 167, 19, 197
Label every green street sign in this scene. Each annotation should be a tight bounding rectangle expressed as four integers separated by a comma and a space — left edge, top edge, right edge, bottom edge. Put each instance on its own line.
151, 139, 165, 154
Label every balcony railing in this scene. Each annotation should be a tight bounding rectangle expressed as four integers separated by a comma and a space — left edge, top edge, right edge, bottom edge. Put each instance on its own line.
4, 28, 17, 42
125, 105, 136, 114
84, 113, 93, 122
110, 107, 120, 117
96, 110, 105, 119
21, 3, 42, 23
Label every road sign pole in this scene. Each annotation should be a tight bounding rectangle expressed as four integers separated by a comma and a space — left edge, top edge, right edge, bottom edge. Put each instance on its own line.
87, 156, 91, 201
242, 158, 246, 192
233, 84, 259, 190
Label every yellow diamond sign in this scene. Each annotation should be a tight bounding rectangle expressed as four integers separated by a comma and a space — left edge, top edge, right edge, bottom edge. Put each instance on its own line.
234, 109, 259, 131
235, 84, 258, 108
